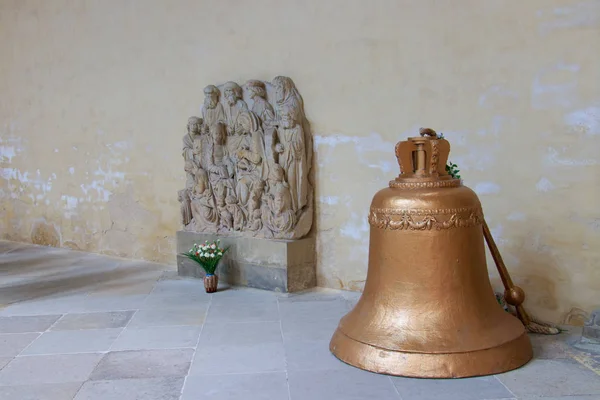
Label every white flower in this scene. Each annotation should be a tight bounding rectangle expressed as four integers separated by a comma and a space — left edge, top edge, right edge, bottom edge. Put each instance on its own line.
210, 253, 215, 258
218, 252, 222, 256
202, 252, 208, 257
211, 244, 216, 249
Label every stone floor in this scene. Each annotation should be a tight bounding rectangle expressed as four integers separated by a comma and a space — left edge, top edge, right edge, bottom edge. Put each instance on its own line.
0, 240, 599, 400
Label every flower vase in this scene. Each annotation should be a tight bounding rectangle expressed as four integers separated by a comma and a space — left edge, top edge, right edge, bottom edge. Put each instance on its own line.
204, 273, 218, 293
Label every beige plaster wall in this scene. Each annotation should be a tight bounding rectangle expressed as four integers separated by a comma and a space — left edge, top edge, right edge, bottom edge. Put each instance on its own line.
1, 0, 599, 324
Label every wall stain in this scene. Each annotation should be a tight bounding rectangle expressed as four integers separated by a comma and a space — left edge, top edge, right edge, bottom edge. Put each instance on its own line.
563, 307, 590, 326
30, 219, 61, 247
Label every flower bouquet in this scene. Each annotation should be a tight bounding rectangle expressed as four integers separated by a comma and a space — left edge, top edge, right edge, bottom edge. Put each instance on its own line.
181, 240, 229, 293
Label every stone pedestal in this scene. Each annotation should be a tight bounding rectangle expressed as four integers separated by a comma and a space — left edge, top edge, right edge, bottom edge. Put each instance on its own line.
176, 231, 316, 293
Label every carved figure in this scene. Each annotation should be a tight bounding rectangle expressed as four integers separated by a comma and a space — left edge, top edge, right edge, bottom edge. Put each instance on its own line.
225, 195, 246, 231
275, 106, 309, 213
206, 122, 235, 201
223, 81, 249, 136
190, 181, 218, 232
266, 163, 286, 196
246, 80, 276, 126
247, 180, 265, 231
246, 80, 277, 165
184, 160, 194, 185
183, 117, 202, 162
235, 120, 268, 206
202, 85, 225, 133
178, 189, 192, 226
262, 183, 296, 236
272, 76, 313, 176
217, 195, 232, 231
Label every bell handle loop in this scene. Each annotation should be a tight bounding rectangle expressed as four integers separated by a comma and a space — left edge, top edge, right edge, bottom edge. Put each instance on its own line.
482, 218, 531, 326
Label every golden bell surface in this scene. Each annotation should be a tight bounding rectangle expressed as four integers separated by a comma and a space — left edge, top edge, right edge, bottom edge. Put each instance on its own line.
330, 130, 533, 378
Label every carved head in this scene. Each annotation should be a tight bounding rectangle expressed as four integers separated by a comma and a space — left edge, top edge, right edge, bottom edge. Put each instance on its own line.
279, 106, 296, 129
223, 81, 243, 106
245, 80, 266, 99
210, 122, 226, 145
203, 85, 220, 109
187, 116, 202, 134
272, 76, 295, 104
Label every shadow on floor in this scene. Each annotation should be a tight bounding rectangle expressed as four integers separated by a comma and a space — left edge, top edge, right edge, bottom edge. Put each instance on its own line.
0, 243, 166, 305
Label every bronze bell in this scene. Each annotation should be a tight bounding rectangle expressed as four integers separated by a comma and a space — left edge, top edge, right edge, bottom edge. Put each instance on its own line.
329, 129, 533, 378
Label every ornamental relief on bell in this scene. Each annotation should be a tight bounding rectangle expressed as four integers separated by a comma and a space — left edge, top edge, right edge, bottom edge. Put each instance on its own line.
178, 77, 313, 240
368, 207, 484, 231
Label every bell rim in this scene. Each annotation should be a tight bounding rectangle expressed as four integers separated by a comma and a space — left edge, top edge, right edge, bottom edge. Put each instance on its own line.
329, 328, 533, 379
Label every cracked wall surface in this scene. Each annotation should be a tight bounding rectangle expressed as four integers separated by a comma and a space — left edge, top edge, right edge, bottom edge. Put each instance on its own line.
1, 0, 599, 324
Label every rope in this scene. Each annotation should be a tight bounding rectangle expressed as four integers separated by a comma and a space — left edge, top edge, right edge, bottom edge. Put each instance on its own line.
495, 292, 562, 335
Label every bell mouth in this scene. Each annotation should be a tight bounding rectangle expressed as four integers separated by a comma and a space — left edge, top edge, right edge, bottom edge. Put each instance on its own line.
330, 328, 533, 378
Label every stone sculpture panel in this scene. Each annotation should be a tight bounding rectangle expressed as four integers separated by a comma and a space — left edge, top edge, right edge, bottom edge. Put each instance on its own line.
178, 76, 313, 239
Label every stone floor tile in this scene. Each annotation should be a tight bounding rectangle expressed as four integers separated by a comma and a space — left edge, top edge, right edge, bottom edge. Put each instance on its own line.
288, 368, 400, 400
150, 279, 207, 296
0, 353, 103, 385
87, 281, 157, 296
191, 342, 286, 375
210, 287, 280, 304
0, 332, 40, 356
21, 328, 122, 355
127, 307, 207, 327
0, 253, 119, 303
89, 349, 193, 380
285, 339, 347, 371
51, 311, 134, 330
78, 295, 147, 312
529, 331, 582, 359
110, 326, 201, 351
520, 396, 600, 399
278, 298, 350, 321
182, 372, 289, 400
0, 358, 11, 370
0, 294, 89, 316
282, 288, 347, 302
206, 299, 279, 323
190, 321, 285, 374
0, 315, 62, 333
0, 382, 83, 400
141, 293, 211, 309
497, 358, 600, 397
158, 270, 193, 282
281, 317, 340, 342
392, 375, 514, 400
74, 377, 184, 400
199, 320, 283, 346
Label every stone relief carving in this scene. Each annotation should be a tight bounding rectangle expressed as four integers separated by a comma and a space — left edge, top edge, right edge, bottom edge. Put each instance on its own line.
177, 76, 313, 239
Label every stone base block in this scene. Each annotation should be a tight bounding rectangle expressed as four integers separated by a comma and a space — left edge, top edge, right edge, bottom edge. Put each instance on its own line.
176, 231, 316, 293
